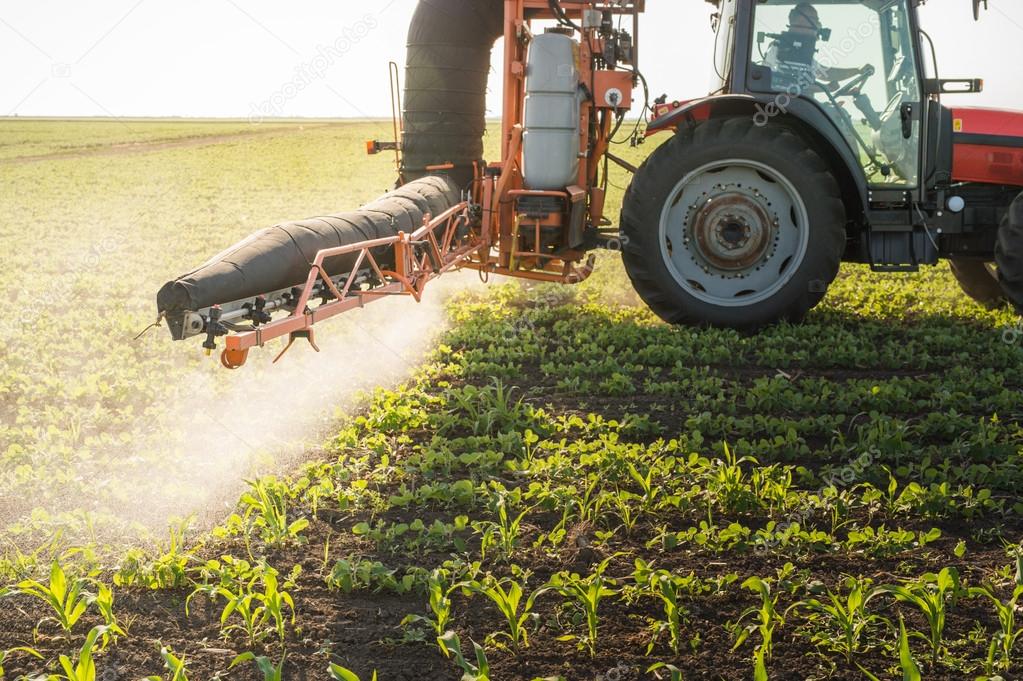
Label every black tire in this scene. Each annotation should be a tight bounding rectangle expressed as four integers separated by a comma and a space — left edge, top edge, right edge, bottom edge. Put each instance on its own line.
949, 259, 1005, 309
996, 193, 1023, 313
620, 117, 846, 330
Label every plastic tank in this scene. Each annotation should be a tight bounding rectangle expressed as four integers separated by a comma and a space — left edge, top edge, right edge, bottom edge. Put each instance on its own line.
522, 32, 581, 190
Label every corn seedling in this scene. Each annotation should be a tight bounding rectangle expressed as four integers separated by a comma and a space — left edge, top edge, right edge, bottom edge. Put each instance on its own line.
437, 631, 490, 681
646, 663, 683, 681
218, 583, 266, 646
261, 568, 297, 642
895, 615, 923, 681
573, 477, 604, 525
241, 478, 310, 547
15, 560, 91, 632
401, 569, 458, 653
442, 380, 530, 437
0, 646, 42, 677
604, 491, 641, 536
787, 577, 885, 662
469, 576, 549, 649
328, 664, 378, 681
54, 626, 109, 681
114, 518, 195, 589
969, 582, 1023, 672
731, 576, 784, 676
878, 567, 958, 666
230, 651, 286, 681
89, 583, 125, 646
548, 556, 618, 657
626, 460, 662, 511
706, 445, 761, 515
640, 569, 691, 655
159, 644, 189, 681
473, 495, 529, 563
194, 563, 296, 646
139, 644, 190, 681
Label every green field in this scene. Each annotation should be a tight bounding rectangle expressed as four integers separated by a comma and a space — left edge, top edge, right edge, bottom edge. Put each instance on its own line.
1, 119, 1023, 680
0, 118, 433, 553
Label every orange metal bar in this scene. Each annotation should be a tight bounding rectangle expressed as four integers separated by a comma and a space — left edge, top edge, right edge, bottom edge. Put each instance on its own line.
494, 126, 524, 269
224, 203, 473, 356
502, 0, 526, 163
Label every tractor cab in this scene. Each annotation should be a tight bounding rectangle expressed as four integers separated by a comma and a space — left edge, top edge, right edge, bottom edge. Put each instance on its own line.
748, 0, 923, 187
705, 0, 926, 190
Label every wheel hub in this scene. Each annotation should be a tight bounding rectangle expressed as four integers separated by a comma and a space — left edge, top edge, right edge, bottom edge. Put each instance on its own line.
658, 160, 809, 308
687, 189, 777, 273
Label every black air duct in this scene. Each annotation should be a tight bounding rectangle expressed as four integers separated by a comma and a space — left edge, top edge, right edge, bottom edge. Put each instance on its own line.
156, 176, 460, 327
401, 0, 504, 187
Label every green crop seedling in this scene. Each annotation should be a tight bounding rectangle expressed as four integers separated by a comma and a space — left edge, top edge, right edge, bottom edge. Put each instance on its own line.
731, 577, 784, 678
633, 564, 697, 655
401, 569, 458, 654
230, 651, 287, 681
548, 556, 618, 657
140, 644, 190, 681
878, 567, 959, 666
0, 647, 42, 678
438, 632, 491, 681
328, 664, 378, 681
240, 478, 310, 547
473, 494, 530, 563
470, 576, 550, 650
969, 580, 1023, 672
113, 518, 196, 590
788, 577, 885, 662
14, 561, 92, 633
52, 626, 110, 681
191, 563, 296, 646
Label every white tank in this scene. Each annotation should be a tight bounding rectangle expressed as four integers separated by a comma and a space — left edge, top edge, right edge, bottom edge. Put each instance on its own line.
522, 32, 581, 190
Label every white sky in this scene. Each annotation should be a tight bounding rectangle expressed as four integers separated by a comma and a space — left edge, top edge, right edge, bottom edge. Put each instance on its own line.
1, 1, 1021, 119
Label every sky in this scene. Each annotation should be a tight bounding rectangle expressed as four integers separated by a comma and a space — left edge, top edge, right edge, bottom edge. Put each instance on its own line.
1, 1, 1021, 119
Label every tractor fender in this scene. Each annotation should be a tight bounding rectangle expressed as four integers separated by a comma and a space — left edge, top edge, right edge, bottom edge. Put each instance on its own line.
647, 94, 868, 225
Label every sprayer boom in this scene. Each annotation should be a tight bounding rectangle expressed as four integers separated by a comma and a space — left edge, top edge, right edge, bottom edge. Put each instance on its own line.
209, 201, 475, 369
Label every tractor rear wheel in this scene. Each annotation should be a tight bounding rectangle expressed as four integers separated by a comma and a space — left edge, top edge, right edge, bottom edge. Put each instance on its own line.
621, 117, 846, 330
949, 259, 1005, 309
996, 193, 1023, 313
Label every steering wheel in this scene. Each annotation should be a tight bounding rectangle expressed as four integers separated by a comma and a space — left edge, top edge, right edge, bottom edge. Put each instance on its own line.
809, 67, 888, 176
832, 65, 876, 98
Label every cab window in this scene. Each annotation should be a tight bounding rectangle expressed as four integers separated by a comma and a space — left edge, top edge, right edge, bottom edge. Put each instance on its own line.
750, 1, 922, 187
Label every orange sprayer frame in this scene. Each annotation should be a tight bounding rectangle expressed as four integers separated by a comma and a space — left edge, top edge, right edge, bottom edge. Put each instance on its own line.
220, 202, 484, 369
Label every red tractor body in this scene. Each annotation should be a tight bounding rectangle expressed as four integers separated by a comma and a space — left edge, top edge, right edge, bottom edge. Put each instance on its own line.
952, 107, 1023, 186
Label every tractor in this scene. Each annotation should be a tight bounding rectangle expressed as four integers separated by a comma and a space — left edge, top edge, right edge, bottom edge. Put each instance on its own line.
156, 0, 1022, 367
628, 0, 1023, 328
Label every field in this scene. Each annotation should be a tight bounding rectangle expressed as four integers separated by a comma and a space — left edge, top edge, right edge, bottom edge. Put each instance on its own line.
1, 119, 1023, 681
